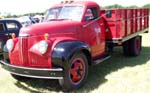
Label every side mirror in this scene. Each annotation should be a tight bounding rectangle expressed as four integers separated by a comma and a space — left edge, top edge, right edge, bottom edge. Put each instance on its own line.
106, 10, 112, 18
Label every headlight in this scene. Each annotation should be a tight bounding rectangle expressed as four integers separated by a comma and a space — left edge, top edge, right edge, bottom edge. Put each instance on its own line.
32, 40, 49, 54
6, 39, 14, 52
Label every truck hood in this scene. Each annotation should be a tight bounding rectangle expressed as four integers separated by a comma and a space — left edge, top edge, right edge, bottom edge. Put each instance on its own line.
19, 20, 81, 37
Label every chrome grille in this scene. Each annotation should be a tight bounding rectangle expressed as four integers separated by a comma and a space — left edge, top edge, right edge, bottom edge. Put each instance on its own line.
20, 37, 28, 66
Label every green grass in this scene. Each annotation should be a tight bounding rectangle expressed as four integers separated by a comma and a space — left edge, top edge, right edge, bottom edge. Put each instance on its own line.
0, 32, 150, 93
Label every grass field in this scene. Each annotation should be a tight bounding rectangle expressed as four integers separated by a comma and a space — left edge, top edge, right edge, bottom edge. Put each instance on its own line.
0, 32, 150, 93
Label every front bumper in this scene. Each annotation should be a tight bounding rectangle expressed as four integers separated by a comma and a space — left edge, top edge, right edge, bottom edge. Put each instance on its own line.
0, 60, 63, 79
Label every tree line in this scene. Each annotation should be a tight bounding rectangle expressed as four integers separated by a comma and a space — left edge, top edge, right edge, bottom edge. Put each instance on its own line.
2, 3, 150, 18
103, 4, 150, 9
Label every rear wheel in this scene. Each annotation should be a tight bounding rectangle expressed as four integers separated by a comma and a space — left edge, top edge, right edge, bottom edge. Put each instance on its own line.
59, 52, 88, 91
123, 40, 130, 56
130, 36, 141, 56
123, 36, 141, 56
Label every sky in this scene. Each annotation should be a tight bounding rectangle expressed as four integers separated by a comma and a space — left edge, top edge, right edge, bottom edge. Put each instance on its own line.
0, 0, 149, 15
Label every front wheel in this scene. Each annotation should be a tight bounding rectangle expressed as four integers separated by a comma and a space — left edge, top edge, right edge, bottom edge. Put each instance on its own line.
59, 52, 88, 91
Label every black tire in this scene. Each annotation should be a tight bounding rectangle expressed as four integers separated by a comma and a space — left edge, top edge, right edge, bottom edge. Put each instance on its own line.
11, 74, 29, 81
129, 36, 142, 56
123, 36, 141, 56
123, 40, 131, 56
59, 52, 88, 91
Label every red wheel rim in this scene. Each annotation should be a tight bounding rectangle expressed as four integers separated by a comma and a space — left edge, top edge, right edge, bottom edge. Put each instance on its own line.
136, 38, 140, 52
69, 58, 85, 84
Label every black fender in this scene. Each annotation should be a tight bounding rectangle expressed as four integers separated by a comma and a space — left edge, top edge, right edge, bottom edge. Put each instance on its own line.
52, 41, 91, 69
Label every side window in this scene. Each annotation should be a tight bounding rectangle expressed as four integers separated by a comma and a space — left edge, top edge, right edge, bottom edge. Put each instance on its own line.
84, 9, 94, 21
84, 7, 99, 21
6, 22, 19, 31
0, 23, 5, 32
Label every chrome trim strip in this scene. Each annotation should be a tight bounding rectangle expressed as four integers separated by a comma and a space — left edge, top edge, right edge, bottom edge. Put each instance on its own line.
19, 34, 30, 37
94, 55, 111, 64
0, 60, 63, 71
20, 37, 24, 64
10, 72, 63, 79
0, 60, 63, 79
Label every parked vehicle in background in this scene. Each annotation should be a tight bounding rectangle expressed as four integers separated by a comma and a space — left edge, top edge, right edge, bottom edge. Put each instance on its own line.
16, 16, 35, 27
0, 1, 149, 91
33, 15, 42, 23
0, 19, 22, 58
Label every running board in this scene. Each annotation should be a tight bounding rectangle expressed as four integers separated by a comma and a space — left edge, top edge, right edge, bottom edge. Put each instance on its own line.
93, 55, 111, 64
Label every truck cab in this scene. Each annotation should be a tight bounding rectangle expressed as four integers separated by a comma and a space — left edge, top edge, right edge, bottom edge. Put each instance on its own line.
43, 1, 106, 57
1, 1, 105, 90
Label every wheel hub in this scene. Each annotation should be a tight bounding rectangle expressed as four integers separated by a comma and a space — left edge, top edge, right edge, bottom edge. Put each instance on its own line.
70, 58, 84, 83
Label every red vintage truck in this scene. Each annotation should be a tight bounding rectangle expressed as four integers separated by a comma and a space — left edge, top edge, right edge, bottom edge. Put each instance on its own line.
0, 1, 149, 90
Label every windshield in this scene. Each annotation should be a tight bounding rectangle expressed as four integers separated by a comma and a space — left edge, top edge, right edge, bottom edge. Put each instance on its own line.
44, 6, 83, 21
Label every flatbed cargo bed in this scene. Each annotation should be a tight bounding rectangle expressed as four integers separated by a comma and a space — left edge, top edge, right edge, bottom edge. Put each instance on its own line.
101, 8, 149, 43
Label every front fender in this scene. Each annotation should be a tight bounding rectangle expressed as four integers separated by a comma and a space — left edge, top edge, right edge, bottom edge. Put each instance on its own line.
52, 41, 91, 69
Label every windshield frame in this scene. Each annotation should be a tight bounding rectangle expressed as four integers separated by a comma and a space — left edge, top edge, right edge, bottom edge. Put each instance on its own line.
44, 5, 84, 21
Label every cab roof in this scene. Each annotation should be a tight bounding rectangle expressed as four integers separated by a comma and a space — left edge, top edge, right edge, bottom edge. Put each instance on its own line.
49, 1, 100, 9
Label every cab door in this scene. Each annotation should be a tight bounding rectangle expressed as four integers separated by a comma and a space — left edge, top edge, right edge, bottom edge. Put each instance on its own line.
82, 7, 105, 58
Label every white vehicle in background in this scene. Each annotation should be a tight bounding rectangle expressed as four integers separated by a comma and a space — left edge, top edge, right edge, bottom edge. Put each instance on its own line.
33, 15, 43, 23
16, 16, 35, 27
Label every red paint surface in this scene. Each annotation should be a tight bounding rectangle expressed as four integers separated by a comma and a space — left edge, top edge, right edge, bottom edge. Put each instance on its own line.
8, 1, 149, 68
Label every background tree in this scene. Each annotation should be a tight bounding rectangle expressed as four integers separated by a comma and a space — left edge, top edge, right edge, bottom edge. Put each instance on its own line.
104, 4, 124, 9
126, 5, 138, 8
143, 4, 150, 8
2, 3, 150, 18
